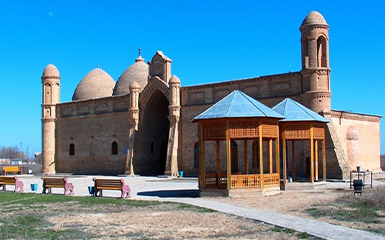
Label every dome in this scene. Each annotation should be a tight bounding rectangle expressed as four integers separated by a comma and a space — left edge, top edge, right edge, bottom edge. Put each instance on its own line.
113, 56, 149, 95
42, 64, 60, 78
169, 75, 180, 84
129, 81, 140, 89
301, 11, 328, 28
72, 68, 115, 101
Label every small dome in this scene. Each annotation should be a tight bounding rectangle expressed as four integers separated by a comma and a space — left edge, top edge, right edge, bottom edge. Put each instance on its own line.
169, 75, 180, 84
72, 68, 115, 101
129, 81, 140, 89
301, 11, 328, 28
113, 56, 149, 95
42, 64, 60, 78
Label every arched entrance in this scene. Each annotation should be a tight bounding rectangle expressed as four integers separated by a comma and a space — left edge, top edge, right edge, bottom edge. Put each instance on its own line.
138, 90, 170, 175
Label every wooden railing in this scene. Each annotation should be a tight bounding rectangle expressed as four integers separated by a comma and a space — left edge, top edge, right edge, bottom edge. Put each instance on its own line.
205, 173, 227, 187
204, 173, 280, 189
230, 173, 280, 189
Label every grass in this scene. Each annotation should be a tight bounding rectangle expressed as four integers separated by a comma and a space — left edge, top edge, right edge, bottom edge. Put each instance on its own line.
0, 192, 176, 239
305, 186, 385, 234
270, 227, 323, 239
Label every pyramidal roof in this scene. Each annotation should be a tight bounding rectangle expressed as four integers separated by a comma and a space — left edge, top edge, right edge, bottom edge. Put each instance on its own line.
272, 98, 329, 122
193, 90, 284, 121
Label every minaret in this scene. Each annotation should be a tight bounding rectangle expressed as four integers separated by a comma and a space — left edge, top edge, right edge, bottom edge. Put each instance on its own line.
41, 64, 60, 174
300, 11, 331, 114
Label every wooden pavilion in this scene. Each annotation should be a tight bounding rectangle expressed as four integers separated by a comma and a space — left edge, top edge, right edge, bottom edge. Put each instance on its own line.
273, 98, 329, 186
193, 90, 284, 197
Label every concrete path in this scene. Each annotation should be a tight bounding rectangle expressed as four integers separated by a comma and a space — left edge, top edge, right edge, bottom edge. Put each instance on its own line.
13, 175, 385, 240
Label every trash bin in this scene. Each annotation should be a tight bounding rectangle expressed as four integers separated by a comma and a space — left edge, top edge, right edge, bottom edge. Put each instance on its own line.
88, 186, 95, 196
30, 183, 38, 192
179, 171, 184, 177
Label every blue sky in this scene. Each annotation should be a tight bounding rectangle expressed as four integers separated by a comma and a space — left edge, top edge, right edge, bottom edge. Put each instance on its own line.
0, 1, 384, 156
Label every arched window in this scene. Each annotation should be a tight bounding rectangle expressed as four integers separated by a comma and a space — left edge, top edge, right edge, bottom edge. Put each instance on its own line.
194, 142, 199, 168
112, 141, 118, 155
317, 36, 327, 68
69, 143, 75, 156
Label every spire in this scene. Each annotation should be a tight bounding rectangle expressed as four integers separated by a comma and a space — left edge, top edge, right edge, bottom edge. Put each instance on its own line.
136, 47, 144, 62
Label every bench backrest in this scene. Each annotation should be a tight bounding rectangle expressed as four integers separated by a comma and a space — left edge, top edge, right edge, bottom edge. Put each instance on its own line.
93, 178, 123, 188
2, 166, 20, 173
0, 176, 17, 184
42, 177, 66, 186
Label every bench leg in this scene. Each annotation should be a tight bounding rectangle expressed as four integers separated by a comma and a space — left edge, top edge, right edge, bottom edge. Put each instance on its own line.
121, 185, 131, 199
15, 181, 24, 193
65, 183, 74, 195
42, 187, 49, 194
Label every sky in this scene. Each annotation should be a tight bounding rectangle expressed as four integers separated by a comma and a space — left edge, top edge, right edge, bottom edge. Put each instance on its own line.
0, 0, 384, 157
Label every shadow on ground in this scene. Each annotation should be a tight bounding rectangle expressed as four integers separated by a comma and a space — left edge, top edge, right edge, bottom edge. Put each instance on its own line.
137, 189, 200, 198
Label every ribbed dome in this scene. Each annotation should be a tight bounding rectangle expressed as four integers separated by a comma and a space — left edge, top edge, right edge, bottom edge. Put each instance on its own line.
169, 75, 180, 84
113, 56, 149, 95
301, 11, 328, 28
72, 68, 115, 101
42, 64, 60, 78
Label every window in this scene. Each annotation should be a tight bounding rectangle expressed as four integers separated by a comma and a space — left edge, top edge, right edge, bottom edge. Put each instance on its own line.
112, 141, 118, 155
69, 143, 75, 156
194, 142, 199, 168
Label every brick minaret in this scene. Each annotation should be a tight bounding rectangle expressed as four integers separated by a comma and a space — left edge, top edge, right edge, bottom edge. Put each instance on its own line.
300, 11, 331, 114
41, 64, 60, 174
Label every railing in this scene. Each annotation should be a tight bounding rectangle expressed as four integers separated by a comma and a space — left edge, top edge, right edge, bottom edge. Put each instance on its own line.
204, 173, 280, 189
230, 173, 280, 188
205, 173, 227, 187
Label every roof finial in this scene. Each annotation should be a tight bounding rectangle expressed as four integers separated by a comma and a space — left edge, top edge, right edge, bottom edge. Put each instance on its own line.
135, 47, 144, 62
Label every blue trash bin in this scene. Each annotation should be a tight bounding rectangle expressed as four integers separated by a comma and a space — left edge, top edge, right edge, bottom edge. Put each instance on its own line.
88, 186, 95, 195
30, 183, 38, 192
179, 171, 184, 177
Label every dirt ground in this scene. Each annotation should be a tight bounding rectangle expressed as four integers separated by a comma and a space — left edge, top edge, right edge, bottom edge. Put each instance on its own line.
33, 203, 316, 240
218, 174, 385, 233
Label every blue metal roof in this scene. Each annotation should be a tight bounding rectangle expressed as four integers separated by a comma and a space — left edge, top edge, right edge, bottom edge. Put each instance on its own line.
193, 90, 284, 121
272, 98, 329, 123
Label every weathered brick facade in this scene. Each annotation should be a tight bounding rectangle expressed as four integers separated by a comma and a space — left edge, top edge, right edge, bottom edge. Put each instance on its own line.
41, 11, 381, 179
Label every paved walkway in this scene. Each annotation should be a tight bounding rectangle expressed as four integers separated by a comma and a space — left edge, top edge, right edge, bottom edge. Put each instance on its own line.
13, 175, 385, 240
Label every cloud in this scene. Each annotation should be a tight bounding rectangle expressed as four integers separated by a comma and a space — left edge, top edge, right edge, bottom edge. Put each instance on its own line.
48, 12, 53, 17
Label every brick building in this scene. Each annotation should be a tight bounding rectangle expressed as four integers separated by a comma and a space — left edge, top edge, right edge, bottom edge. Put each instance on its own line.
41, 11, 381, 179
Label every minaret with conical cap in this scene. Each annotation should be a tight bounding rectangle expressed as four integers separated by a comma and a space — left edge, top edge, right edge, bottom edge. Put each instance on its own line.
300, 11, 331, 114
41, 64, 60, 174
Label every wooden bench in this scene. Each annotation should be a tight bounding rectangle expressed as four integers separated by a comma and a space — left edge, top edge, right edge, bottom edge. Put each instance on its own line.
2, 166, 22, 175
0, 176, 24, 192
42, 177, 74, 195
93, 178, 130, 199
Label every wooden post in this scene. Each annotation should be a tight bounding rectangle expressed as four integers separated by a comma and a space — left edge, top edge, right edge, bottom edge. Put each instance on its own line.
216, 140, 221, 186
199, 122, 206, 189
310, 124, 314, 183
259, 121, 264, 188
275, 137, 279, 175
323, 138, 326, 181
315, 140, 319, 181
269, 139, 273, 174
282, 127, 287, 184
244, 139, 248, 174
292, 141, 295, 182
226, 121, 231, 190
253, 140, 258, 173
